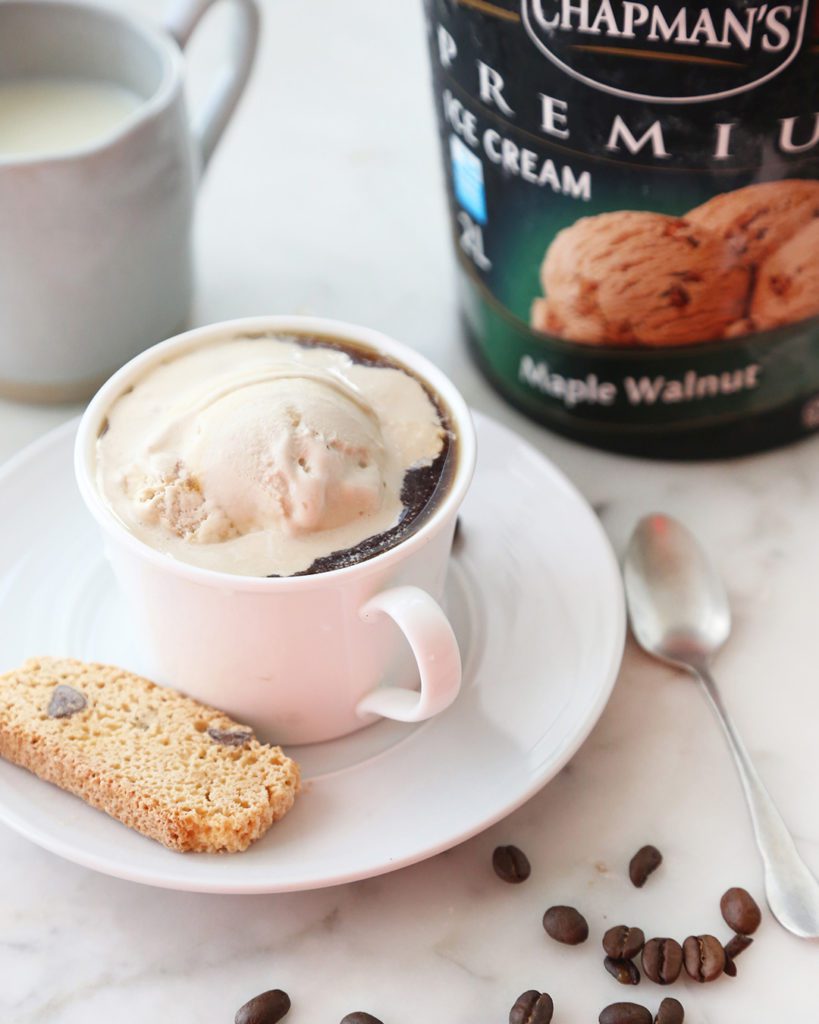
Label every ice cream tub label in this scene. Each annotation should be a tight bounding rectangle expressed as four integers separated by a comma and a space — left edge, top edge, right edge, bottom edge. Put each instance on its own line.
422, 0, 819, 457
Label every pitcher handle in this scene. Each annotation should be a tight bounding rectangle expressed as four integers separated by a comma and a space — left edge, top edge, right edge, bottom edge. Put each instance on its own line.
164, 0, 260, 169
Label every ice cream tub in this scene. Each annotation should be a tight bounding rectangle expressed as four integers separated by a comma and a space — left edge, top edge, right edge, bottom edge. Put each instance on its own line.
422, 0, 819, 458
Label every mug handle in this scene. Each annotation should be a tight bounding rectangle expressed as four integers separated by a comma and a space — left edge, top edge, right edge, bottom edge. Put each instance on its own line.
164, 0, 260, 169
356, 586, 462, 722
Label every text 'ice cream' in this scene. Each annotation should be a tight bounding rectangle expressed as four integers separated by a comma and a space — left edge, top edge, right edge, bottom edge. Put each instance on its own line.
96, 335, 451, 577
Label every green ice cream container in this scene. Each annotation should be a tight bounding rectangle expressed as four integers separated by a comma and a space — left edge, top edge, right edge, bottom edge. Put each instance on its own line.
422, 0, 819, 457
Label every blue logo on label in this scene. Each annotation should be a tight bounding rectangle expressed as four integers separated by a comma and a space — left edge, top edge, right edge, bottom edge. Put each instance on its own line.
450, 135, 487, 225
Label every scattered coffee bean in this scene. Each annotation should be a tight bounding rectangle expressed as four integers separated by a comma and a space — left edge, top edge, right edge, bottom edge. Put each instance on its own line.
724, 933, 753, 960
641, 938, 682, 985
720, 887, 761, 935
493, 845, 531, 884
682, 934, 725, 982
723, 933, 752, 977
604, 956, 640, 985
654, 997, 684, 1024
543, 905, 589, 945
629, 846, 662, 888
47, 684, 87, 719
598, 1001, 652, 1024
603, 925, 645, 960
235, 989, 291, 1024
340, 1014, 384, 1024
509, 989, 554, 1024
208, 727, 253, 747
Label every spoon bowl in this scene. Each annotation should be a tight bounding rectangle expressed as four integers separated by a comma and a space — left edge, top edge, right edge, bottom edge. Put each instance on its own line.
624, 514, 731, 669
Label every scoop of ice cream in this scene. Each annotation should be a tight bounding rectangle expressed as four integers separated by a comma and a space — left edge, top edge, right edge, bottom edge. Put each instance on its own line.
98, 336, 446, 577
537, 211, 749, 347
180, 376, 384, 537
750, 219, 819, 330
687, 179, 819, 267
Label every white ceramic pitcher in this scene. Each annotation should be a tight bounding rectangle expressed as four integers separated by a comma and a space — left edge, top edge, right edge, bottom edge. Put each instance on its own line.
0, 0, 259, 400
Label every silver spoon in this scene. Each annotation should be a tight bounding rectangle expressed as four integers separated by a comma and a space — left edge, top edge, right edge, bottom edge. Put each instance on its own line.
624, 513, 819, 939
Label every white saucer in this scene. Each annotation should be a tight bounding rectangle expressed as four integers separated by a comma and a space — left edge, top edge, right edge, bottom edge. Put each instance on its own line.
0, 412, 624, 893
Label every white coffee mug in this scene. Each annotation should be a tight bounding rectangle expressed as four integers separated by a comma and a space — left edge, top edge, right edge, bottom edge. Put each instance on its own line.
74, 316, 477, 745
0, 0, 259, 401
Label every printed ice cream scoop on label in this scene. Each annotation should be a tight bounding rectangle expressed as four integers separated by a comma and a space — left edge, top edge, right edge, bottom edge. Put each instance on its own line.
531, 180, 819, 348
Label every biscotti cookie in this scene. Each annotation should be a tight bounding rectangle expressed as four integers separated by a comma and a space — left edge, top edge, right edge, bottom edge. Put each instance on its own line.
0, 657, 300, 853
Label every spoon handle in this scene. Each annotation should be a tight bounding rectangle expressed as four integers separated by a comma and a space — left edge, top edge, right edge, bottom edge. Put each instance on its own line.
696, 664, 819, 938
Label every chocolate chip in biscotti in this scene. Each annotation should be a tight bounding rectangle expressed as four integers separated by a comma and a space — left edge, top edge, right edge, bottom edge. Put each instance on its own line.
509, 989, 554, 1024
604, 957, 640, 985
47, 684, 87, 718
340, 1014, 385, 1024
493, 845, 531, 883
543, 905, 589, 944
603, 925, 645, 960
629, 845, 662, 887
682, 934, 725, 982
208, 726, 254, 747
720, 887, 761, 935
235, 989, 291, 1024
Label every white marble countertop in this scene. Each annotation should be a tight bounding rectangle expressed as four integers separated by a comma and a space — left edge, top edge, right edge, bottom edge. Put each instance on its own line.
1, 1, 817, 1020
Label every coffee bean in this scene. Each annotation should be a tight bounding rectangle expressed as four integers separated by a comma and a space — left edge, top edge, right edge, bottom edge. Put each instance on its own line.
598, 1001, 652, 1024
720, 887, 761, 935
47, 684, 87, 719
340, 1014, 384, 1024
604, 957, 640, 985
682, 934, 725, 982
603, 925, 645, 960
723, 933, 752, 977
629, 846, 662, 888
641, 938, 682, 985
724, 933, 753, 960
543, 905, 589, 945
493, 845, 531, 884
654, 997, 684, 1024
509, 989, 554, 1024
235, 989, 291, 1024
